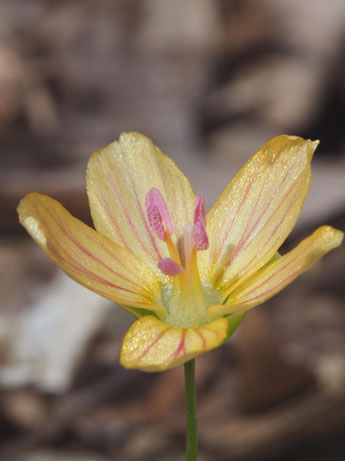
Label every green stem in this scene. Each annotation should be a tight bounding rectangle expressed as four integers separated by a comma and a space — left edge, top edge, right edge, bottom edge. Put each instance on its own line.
184, 359, 198, 460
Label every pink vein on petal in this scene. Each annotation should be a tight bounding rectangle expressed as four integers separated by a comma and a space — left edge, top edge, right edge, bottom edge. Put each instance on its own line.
99, 193, 130, 251
231, 181, 303, 280
121, 149, 163, 259
238, 243, 310, 302
138, 327, 170, 360
213, 177, 255, 263
240, 267, 301, 304
38, 203, 154, 301
108, 174, 161, 260
171, 329, 186, 359
46, 242, 150, 301
226, 158, 299, 268
195, 330, 207, 349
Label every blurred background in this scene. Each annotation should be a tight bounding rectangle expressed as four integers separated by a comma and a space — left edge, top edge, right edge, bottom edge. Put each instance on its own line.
1, 0, 345, 459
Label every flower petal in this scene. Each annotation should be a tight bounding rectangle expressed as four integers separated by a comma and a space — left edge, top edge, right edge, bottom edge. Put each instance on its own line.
18, 193, 166, 318
207, 226, 343, 320
199, 135, 318, 287
87, 132, 195, 277
120, 316, 228, 371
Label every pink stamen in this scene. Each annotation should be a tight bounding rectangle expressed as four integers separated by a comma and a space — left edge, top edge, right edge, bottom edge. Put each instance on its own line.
194, 194, 206, 226
193, 220, 209, 250
193, 195, 209, 250
145, 188, 173, 240
158, 258, 183, 276
147, 204, 165, 240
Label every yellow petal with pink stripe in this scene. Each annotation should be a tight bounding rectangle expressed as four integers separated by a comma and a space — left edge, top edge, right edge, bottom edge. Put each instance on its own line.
120, 316, 228, 371
18, 193, 166, 318
87, 132, 195, 278
207, 226, 343, 320
199, 135, 318, 288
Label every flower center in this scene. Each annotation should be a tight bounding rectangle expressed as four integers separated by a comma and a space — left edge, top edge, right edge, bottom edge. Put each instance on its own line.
145, 188, 210, 327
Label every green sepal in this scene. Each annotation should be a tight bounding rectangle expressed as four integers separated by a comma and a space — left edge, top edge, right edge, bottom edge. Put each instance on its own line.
263, 251, 281, 266
123, 305, 159, 319
222, 311, 246, 343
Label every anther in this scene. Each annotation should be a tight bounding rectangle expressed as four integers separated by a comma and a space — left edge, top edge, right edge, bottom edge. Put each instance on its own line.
194, 195, 206, 226
147, 204, 165, 240
158, 258, 183, 276
145, 188, 173, 240
193, 195, 209, 250
193, 220, 209, 250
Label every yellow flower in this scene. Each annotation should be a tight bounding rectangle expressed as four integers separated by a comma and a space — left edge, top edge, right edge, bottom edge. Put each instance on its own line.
18, 133, 343, 371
